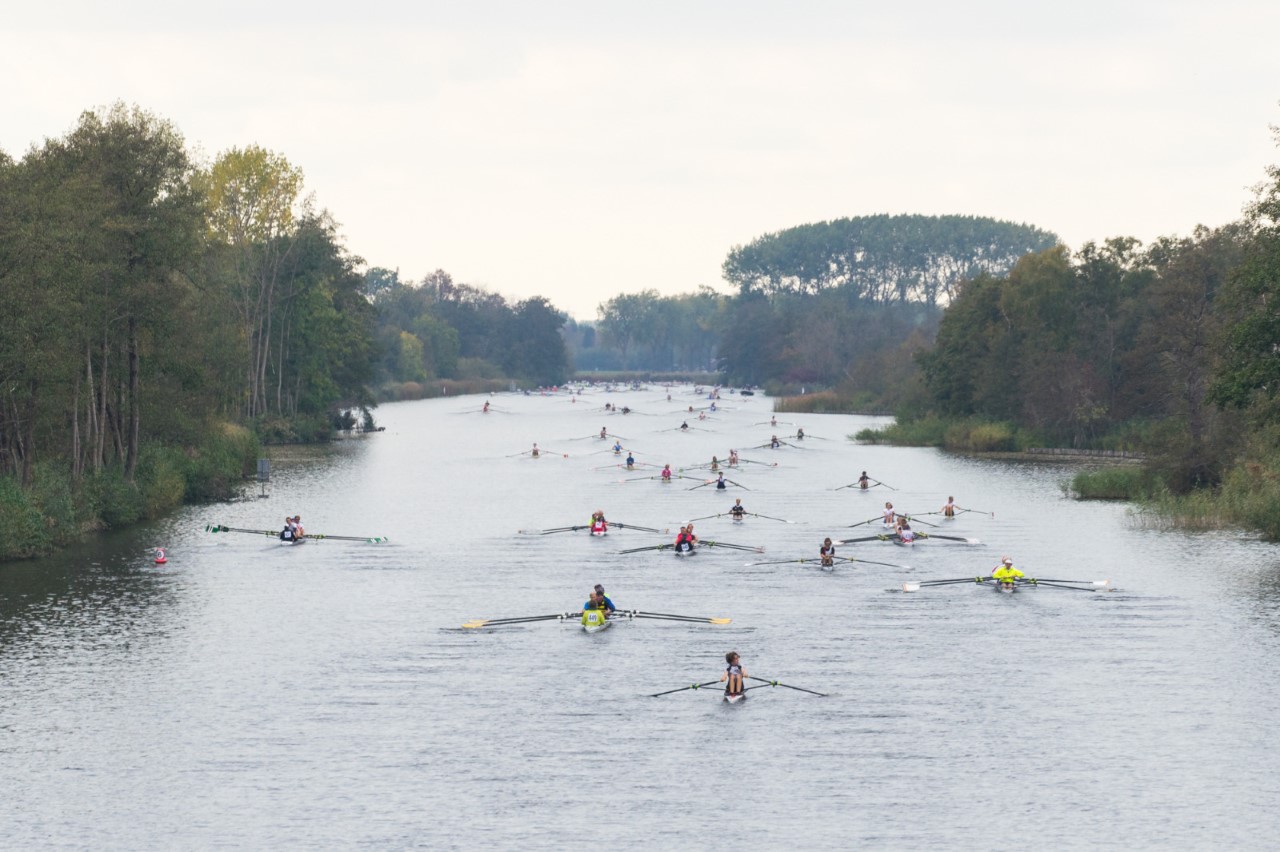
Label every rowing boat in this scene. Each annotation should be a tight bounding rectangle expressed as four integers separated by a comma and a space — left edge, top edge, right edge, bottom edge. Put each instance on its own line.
583, 618, 613, 633
723, 692, 746, 704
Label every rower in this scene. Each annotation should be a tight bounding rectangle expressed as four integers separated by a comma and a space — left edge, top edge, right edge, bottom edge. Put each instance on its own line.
895, 518, 915, 544
482, 401, 490, 413
770, 416, 777, 427
612, 441, 623, 454
992, 556, 1023, 588
590, 510, 608, 535
729, 449, 739, 466
698, 411, 706, 421
625, 452, 635, 469
715, 473, 727, 490
592, 584, 616, 614
709, 402, 717, 412
582, 598, 608, 629
882, 502, 896, 527
599, 427, 607, 439
820, 537, 836, 567
721, 651, 746, 697
680, 421, 690, 431
796, 427, 805, 440
661, 464, 673, 482
674, 526, 695, 553
858, 471, 871, 490
770, 435, 781, 449
729, 498, 746, 520
621, 406, 631, 415
710, 455, 719, 471
280, 516, 296, 542
687, 523, 699, 547
291, 515, 305, 539
942, 496, 957, 518
531, 443, 540, 458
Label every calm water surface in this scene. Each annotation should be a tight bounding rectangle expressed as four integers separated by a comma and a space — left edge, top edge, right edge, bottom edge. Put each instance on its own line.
2, 389, 1279, 849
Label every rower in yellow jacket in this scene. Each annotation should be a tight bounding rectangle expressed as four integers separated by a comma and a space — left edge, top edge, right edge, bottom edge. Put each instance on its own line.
991, 556, 1023, 587
582, 599, 609, 629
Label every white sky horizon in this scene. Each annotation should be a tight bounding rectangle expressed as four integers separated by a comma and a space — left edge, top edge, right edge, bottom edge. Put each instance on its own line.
5, 1, 1278, 320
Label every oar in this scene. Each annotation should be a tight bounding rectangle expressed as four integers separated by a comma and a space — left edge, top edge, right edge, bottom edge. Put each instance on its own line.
958, 506, 995, 517
611, 522, 669, 534
846, 516, 886, 528
745, 512, 795, 524
748, 556, 909, 569
620, 543, 674, 554
650, 680, 723, 698
688, 478, 749, 491
901, 576, 992, 592
517, 525, 588, 535
746, 676, 827, 697
620, 610, 732, 624
701, 540, 764, 553
307, 533, 389, 543
838, 534, 889, 544
1027, 578, 1111, 586
206, 524, 276, 536
1024, 579, 1110, 592
461, 612, 578, 628
916, 532, 980, 544
839, 556, 912, 569
685, 513, 725, 523
736, 457, 778, 468
897, 516, 939, 528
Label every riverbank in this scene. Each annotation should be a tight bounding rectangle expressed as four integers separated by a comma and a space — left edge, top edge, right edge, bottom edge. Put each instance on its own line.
0, 423, 258, 562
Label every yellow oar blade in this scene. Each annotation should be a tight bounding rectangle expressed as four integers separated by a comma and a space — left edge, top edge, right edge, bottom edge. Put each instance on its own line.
461, 620, 488, 629
709, 617, 732, 624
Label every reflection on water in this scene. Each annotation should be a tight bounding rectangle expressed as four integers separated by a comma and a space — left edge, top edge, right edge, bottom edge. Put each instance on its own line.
2, 390, 1279, 849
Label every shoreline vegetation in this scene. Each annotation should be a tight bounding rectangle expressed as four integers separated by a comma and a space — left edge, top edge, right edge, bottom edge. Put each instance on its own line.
852, 413, 1280, 541
0, 424, 258, 562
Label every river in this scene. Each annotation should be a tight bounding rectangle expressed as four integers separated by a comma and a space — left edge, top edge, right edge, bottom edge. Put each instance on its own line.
2, 388, 1279, 850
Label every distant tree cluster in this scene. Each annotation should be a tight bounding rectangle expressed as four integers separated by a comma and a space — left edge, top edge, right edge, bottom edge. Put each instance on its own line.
723, 214, 1059, 307
368, 269, 569, 387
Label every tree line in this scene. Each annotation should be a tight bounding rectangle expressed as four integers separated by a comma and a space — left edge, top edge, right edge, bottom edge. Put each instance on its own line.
897, 136, 1280, 533
585, 216, 1053, 403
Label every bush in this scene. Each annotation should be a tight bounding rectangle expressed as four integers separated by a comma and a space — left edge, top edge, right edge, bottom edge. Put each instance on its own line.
951, 422, 1017, 452
775, 391, 885, 414
855, 415, 948, 446
182, 423, 259, 502
1068, 467, 1158, 500
0, 476, 50, 559
84, 468, 145, 529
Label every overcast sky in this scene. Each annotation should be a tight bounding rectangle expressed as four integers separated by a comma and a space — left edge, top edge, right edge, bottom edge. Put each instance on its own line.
4, 1, 1278, 318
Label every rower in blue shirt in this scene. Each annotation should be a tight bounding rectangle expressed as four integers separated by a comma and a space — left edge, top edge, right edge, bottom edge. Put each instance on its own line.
625, 452, 635, 469
583, 584, 616, 614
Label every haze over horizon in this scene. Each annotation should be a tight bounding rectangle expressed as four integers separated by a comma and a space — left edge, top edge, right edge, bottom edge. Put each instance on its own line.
5, 1, 1278, 319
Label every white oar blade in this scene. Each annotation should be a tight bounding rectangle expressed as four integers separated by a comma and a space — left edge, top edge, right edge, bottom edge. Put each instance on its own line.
902, 583, 921, 592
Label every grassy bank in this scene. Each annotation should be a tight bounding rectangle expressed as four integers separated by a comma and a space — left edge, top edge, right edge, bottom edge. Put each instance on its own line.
1067, 425, 1280, 541
0, 423, 258, 562
854, 416, 1037, 451
377, 378, 514, 402
773, 391, 891, 415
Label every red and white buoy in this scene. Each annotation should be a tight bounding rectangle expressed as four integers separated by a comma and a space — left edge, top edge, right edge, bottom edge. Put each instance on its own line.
154, 547, 167, 564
